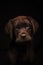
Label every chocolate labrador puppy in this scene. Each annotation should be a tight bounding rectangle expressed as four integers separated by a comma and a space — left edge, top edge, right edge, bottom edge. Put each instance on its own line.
4, 16, 39, 65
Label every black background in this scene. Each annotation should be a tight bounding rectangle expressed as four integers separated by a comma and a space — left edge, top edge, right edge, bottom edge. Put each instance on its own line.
0, 0, 43, 64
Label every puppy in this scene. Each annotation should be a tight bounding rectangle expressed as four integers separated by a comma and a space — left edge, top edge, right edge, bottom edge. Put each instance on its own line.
5, 16, 39, 65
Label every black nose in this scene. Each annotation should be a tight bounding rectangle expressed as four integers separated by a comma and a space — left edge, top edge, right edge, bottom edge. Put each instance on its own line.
21, 33, 26, 38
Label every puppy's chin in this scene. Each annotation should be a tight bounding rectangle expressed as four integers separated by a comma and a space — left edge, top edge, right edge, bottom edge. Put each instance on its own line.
15, 39, 32, 46
16, 39, 29, 43
16, 37, 32, 42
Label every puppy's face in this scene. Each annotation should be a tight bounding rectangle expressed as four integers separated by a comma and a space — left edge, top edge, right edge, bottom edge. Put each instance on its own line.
14, 19, 33, 42
5, 16, 39, 43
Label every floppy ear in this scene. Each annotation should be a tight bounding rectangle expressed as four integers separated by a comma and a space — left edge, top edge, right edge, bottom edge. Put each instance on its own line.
28, 16, 39, 33
5, 19, 13, 39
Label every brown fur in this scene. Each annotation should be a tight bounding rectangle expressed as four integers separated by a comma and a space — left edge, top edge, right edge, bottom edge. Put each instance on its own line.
4, 16, 39, 65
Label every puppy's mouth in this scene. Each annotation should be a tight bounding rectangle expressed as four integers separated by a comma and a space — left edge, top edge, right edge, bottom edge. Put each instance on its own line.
15, 39, 32, 46
16, 39, 29, 43
15, 36, 32, 43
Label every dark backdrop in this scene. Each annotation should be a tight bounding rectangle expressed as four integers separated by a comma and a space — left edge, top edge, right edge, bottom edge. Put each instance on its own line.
0, 1, 43, 64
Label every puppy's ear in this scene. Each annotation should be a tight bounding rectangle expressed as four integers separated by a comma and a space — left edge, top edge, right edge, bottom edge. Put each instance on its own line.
5, 19, 13, 39
28, 16, 39, 33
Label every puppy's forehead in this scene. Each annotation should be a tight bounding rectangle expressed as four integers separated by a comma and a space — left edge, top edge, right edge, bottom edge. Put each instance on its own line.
14, 16, 31, 26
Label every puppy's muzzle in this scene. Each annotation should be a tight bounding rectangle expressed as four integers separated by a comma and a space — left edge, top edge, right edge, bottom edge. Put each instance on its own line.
21, 33, 26, 39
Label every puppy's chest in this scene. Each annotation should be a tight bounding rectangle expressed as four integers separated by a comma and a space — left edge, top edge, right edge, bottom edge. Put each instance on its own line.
8, 45, 34, 65
9, 47, 30, 62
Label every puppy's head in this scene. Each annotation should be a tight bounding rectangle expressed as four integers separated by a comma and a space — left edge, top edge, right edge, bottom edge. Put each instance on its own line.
5, 16, 39, 43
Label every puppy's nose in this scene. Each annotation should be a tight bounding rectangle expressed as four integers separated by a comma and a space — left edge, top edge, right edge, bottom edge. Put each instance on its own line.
21, 33, 26, 38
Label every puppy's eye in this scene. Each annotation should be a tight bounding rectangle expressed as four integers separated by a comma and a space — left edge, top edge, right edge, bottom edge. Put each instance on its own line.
26, 27, 30, 30
15, 26, 21, 32
16, 27, 20, 30
16, 26, 21, 29
26, 27, 32, 33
